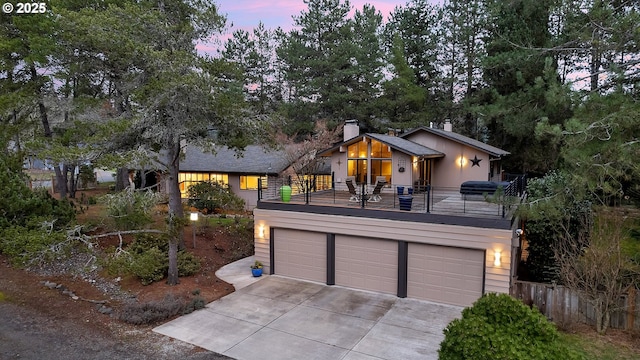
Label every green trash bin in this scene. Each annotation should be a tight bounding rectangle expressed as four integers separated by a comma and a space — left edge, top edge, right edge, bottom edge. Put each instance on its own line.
280, 185, 292, 202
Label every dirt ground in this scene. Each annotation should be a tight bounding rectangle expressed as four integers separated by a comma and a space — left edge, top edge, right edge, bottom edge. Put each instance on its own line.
0, 188, 245, 359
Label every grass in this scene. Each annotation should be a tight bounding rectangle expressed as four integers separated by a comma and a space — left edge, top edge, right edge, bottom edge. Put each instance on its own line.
561, 331, 640, 360
0, 291, 5, 301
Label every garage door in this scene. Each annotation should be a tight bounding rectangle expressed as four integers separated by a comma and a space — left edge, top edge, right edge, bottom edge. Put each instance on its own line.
335, 236, 397, 295
408, 244, 484, 307
273, 229, 326, 283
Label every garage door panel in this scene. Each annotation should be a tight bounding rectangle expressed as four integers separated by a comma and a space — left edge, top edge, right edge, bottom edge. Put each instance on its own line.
408, 244, 484, 307
274, 229, 326, 283
335, 236, 397, 295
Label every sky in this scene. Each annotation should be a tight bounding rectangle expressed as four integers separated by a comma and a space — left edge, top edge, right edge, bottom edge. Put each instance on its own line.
198, 0, 417, 55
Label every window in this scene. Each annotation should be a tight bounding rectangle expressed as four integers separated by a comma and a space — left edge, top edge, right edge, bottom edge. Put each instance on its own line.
347, 138, 391, 184
240, 176, 265, 190
179, 172, 228, 197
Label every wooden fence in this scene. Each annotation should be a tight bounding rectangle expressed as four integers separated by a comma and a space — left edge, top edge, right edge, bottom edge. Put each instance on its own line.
511, 280, 639, 331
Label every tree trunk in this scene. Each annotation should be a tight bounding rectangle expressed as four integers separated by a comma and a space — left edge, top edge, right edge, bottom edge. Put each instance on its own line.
115, 168, 130, 191
31, 65, 67, 198
165, 139, 184, 285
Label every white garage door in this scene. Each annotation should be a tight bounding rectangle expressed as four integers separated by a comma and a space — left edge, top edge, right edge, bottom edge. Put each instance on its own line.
408, 244, 484, 307
335, 236, 397, 295
273, 229, 326, 283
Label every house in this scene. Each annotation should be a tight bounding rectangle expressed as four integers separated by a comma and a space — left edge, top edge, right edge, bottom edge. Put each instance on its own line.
178, 145, 332, 210
178, 145, 290, 209
253, 121, 522, 308
319, 120, 509, 192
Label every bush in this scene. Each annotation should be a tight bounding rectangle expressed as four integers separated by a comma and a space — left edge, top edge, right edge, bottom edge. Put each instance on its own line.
438, 293, 582, 360
0, 226, 68, 266
128, 247, 167, 285
101, 190, 162, 231
187, 181, 245, 214
118, 294, 184, 325
103, 233, 201, 285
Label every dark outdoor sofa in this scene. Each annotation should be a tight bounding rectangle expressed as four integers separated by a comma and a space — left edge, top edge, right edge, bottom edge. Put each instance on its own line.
460, 181, 511, 196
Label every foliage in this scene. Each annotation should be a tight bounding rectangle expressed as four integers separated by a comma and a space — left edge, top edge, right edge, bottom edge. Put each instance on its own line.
517, 171, 591, 282
555, 208, 639, 334
0, 226, 67, 267
104, 233, 201, 285
539, 92, 640, 205
439, 293, 582, 360
101, 190, 162, 231
277, 0, 384, 128
0, 154, 76, 230
118, 294, 184, 325
186, 181, 245, 214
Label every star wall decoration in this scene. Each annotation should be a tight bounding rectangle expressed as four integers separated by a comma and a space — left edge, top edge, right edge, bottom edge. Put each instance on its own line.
470, 155, 482, 167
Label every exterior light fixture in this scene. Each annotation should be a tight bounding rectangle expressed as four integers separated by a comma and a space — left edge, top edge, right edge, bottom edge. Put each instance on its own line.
258, 224, 265, 239
190, 212, 198, 248
494, 250, 501, 267
457, 156, 467, 168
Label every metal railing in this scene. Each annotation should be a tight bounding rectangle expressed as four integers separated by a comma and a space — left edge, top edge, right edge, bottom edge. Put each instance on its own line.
259, 177, 529, 220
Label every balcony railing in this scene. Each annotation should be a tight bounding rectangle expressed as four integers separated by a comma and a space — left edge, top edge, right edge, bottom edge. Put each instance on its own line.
258, 175, 527, 221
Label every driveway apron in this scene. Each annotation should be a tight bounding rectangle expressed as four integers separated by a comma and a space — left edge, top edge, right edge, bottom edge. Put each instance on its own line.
154, 273, 462, 360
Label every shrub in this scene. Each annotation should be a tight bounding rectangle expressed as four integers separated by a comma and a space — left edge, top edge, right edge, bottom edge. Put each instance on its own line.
438, 293, 583, 360
0, 226, 68, 266
177, 251, 201, 277
118, 295, 184, 325
103, 233, 201, 285
187, 181, 245, 214
101, 190, 161, 231
128, 247, 166, 285
0, 152, 76, 230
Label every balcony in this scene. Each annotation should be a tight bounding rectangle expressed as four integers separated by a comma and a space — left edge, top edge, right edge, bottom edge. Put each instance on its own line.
257, 178, 526, 231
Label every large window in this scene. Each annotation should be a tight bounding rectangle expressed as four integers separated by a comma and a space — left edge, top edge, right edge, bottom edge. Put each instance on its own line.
179, 172, 228, 197
240, 176, 265, 190
347, 139, 391, 184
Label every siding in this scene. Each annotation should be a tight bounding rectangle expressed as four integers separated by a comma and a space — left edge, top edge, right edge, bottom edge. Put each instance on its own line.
253, 209, 512, 295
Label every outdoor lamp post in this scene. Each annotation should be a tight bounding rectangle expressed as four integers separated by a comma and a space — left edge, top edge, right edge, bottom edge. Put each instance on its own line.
190, 212, 198, 248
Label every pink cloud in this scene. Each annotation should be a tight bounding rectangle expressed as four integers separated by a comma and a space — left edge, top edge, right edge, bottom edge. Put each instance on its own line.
197, 0, 441, 56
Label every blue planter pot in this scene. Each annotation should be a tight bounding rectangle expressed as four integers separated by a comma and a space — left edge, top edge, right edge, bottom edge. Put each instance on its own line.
397, 186, 404, 195
251, 268, 263, 277
398, 195, 413, 211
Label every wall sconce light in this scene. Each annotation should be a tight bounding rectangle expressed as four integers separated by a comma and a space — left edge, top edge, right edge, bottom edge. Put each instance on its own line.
457, 156, 467, 168
258, 224, 265, 239
494, 250, 501, 267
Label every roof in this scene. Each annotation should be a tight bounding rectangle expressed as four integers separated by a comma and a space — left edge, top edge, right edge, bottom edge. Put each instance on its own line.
365, 134, 444, 158
180, 145, 290, 174
318, 133, 444, 159
401, 127, 510, 157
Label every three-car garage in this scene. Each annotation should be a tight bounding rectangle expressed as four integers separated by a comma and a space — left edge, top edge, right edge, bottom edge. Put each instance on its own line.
270, 228, 488, 307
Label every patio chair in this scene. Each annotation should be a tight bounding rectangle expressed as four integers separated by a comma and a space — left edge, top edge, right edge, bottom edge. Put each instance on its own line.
345, 179, 359, 202
369, 180, 386, 202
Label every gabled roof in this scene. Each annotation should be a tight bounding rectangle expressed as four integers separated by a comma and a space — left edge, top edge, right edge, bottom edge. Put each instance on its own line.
401, 127, 510, 157
366, 134, 444, 158
180, 145, 290, 174
318, 133, 444, 159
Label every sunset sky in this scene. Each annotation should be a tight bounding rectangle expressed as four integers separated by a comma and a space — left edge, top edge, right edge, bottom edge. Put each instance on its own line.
200, 0, 429, 55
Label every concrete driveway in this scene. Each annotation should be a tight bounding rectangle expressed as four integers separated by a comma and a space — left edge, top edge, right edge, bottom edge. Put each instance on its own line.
154, 261, 462, 360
